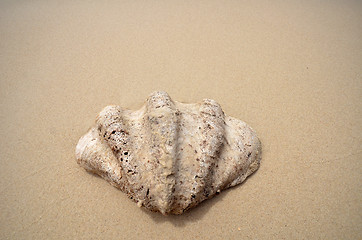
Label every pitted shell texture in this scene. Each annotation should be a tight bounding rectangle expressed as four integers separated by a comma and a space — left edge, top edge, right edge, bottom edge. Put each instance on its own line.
76, 91, 261, 215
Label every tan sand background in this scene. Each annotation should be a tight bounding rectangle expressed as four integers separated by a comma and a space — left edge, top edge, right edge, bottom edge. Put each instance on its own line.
0, 0, 361, 239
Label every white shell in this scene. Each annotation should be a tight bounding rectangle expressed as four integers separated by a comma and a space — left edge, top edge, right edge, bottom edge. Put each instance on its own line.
76, 91, 261, 215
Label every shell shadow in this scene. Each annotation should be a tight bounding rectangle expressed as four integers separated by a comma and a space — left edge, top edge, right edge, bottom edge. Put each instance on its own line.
142, 172, 258, 227
82, 162, 260, 227
141, 190, 227, 227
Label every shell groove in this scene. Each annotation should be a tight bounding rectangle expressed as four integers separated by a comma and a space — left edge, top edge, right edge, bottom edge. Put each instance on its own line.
76, 91, 261, 215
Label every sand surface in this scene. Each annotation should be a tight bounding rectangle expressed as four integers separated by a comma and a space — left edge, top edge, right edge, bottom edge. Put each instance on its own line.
0, 0, 361, 239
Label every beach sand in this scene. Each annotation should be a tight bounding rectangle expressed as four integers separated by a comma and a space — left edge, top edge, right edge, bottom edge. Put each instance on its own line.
0, 0, 361, 239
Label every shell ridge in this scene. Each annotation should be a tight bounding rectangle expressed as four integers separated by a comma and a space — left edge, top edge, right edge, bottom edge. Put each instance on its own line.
214, 117, 261, 190
182, 100, 226, 211
142, 92, 178, 214
76, 127, 126, 190
95, 106, 138, 196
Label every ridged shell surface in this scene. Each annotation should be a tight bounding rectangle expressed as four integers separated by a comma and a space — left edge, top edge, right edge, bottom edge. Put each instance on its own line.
76, 91, 261, 215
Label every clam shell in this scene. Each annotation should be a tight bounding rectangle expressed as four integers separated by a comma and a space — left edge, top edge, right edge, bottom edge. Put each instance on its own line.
76, 91, 261, 215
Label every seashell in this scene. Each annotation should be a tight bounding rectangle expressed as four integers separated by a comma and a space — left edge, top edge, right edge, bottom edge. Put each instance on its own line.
76, 91, 261, 215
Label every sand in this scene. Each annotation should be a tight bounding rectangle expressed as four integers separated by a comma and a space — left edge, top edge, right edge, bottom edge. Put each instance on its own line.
0, 0, 361, 239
